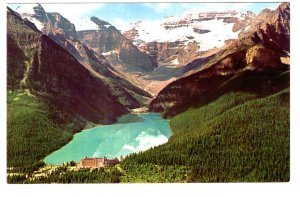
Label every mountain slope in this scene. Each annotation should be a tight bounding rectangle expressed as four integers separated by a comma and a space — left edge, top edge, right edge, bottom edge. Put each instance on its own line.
122, 88, 289, 182
7, 6, 143, 178
127, 3, 289, 182
15, 3, 78, 38
149, 2, 290, 117
14, 4, 152, 108
123, 10, 256, 66
77, 17, 157, 73
8, 7, 129, 124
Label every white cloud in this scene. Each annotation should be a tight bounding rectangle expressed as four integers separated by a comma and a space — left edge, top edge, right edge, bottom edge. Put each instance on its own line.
14, 3, 38, 14
182, 3, 254, 13
12, 3, 105, 31
41, 3, 104, 27
144, 3, 255, 16
112, 18, 131, 31
144, 3, 172, 13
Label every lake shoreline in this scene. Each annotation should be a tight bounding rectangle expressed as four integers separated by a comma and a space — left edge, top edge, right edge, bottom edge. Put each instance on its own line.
44, 113, 171, 165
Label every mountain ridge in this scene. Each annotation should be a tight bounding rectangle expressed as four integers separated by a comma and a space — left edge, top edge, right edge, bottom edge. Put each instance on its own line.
149, 2, 290, 117
7, 6, 129, 124
77, 16, 158, 73
7, 2, 290, 183
123, 9, 256, 67
14, 3, 152, 108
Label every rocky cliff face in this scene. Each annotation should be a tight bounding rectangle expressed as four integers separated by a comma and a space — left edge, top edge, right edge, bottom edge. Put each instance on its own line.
18, 4, 78, 39
149, 3, 290, 117
243, 3, 290, 51
46, 32, 152, 108
136, 41, 200, 67
7, 7, 128, 124
15, 4, 152, 108
123, 10, 256, 67
77, 17, 157, 73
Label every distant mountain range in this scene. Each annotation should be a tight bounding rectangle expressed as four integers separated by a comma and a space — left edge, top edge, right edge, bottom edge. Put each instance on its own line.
8, 4, 158, 125
7, 4, 266, 94
149, 2, 290, 117
8, 3, 290, 120
7, 7, 129, 124
7, 2, 290, 183
123, 10, 256, 66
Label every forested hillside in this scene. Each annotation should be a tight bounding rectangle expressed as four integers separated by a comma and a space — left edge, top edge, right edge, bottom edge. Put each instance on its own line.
121, 88, 289, 182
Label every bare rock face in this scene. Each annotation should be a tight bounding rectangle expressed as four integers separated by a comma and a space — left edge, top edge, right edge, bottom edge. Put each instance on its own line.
123, 10, 256, 67
138, 41, 200, 66
45, 12, 78, 39
14, 4, 152, 109
122, 26, 139, 41
242, 2, 290, 51
149, 3, 290, 117
77, 17, 157, 73
7, 7, 128, 124
232, 11, 256, 32
245, 45, 282, 70
20, 4, 78, 39
28, 3, 46, 22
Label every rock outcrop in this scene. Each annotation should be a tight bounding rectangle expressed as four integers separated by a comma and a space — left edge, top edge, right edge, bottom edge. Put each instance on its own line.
123, 10, 256, 67
15, 4, 152, 108
149, 3, 290, 117
77, 17, 157, 73
245, 45, 282, 70
7, 7, 128, 124
19, 4, 78, 39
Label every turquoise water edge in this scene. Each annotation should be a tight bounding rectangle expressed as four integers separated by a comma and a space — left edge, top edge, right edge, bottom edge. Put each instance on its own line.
44, 113, 171, 165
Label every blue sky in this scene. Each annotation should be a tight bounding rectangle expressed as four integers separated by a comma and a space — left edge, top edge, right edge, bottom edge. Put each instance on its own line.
8, 2, 281, 30
84, 2, 280, 20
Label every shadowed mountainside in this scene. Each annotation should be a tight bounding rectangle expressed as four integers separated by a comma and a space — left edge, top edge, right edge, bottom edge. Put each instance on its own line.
7, 7, 128, 124
77, 17, 157, 73
16, 4, 152, 108
149, 2, 290, 117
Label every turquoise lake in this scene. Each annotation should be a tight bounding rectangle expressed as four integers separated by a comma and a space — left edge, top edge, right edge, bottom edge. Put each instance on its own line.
44, 113, 171, 165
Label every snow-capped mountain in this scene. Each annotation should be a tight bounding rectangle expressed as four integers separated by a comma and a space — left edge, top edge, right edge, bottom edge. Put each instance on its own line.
124, 10, 256, 50
14, 3, 78, 39
12, 4, 156, 73
11, 3, 265, 95
14, 3, 45, 30
123, 10, 256, 66
149, 3, 290, 114
10, 3, 153, 107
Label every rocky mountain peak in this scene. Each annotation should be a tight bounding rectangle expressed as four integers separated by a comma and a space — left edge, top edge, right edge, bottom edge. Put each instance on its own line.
90, 16, 112, 28
77, 17, 157, 72
14, 4, 78, 39
32, 4, 47, 23
15, 3, 46, 21
242, 2, 289, 51
7, 9, 130, 123
122, 9, 257, 67
149, 3, 290, 115
14, 3, 43, 14
246, 10, 256, 16
277, 2, 290, 33
32, 3, 45, 14
279, 2, 289, 11
261, 8, 272, 14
